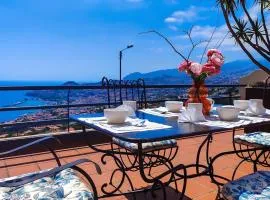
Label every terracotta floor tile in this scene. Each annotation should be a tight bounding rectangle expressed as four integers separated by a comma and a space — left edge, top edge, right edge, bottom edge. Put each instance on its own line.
32, 152, 59, 162
7, 163, 40, 177
76, 146, 96, 154
179, 138, 203, 146
5, 155, 35, 167
37, 160, 61, 170
0, 131, 269, 200
0, 158, 6, 168
193, 176, 217, 191
180, 178, 213, 199
93, 143, 112, 150
57, 149, 79, 158
211, 156, 240, 171
257, 164, 270, 171
194, 190, 218, 200
0, 168, 9, 179
63, 154, 87, 163
215, 167, 247, 182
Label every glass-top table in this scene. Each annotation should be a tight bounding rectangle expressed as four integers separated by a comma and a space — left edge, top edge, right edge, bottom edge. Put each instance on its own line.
71, 108, 270, 199
71, 109, 270, 143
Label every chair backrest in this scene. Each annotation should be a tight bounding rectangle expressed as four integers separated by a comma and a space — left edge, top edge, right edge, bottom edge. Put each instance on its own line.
101, 77, 147, 109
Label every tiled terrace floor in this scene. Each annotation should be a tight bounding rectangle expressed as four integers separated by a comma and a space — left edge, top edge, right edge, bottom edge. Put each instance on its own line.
0, 129, 269, 199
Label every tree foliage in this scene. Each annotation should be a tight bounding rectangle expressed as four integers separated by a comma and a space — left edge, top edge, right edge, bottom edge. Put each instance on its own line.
218, 0, 270, 74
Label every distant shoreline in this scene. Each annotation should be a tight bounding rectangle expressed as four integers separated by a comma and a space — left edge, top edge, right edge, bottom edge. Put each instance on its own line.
1, 99, 28, 108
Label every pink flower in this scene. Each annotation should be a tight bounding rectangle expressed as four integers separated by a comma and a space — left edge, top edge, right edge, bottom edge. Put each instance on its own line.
209, 53, 224, 67
207, 49, 222, 57
190, 62, 203, 76
178, 60, 192, 72
177, 49, 224, 78
202, 63, 217, 75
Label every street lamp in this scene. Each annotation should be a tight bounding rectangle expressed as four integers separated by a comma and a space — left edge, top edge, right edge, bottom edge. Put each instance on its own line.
119, 44, 134, 102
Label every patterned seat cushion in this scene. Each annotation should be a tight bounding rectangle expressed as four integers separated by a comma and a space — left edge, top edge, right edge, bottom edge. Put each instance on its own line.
0, 168, 94, 200
234, 132, 270, 147
222, 171, 270, 200
113, 137, 177, 152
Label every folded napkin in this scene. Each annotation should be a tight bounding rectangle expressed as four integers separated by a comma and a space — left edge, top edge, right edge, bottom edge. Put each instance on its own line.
244, 108, 269, 117
178, 107, 206, 123
196, 114, 270, 128
116, 104, 136, 117
155, 107, 168, 113
141, 107, 184, 118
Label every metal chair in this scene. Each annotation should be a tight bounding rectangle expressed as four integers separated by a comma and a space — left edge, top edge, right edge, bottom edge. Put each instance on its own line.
101, 77, 147, 109
101, 77, 179, 194
210, 145, 270, 200
233, 76, 270, 168
0, 136, 101, 200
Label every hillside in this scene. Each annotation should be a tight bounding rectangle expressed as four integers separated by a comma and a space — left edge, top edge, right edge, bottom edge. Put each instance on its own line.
124, 59, 267, 84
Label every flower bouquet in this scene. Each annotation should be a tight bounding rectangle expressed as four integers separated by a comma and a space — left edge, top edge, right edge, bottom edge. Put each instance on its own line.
140, 29, 226, 115
179, 49, 224, 115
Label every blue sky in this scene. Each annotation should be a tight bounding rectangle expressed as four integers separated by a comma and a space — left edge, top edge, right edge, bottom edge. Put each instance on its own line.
0, 0, 248, 82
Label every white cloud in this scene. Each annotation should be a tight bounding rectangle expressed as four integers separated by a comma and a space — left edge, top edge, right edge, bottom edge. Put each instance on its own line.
164, 6, 211, 25
168, 25, 178, 31
189, 25, 241, 51
172, 24, 243, 60
165, 6, 197, 24
243, 4, 260, 21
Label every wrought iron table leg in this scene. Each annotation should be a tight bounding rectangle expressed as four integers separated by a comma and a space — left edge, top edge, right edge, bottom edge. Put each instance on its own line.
195, 133, 213, 175
136, 143, 187, 200
85, 140, 137, 199
84, 133, 213, 199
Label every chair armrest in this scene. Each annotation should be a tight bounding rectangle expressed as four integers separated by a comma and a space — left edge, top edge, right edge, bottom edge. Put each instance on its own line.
209, 146, 269, 186
0, 158, 101, 188
0, 136, 61, 157
0, 136, 62, 167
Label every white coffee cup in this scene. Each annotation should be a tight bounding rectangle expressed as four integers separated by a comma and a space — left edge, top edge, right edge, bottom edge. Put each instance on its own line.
217, 106, 240, 121
248, 99, 266, 115
234, 100, 249, 111
165, 101, 183, 112
104, 108, 129, 124
123, 101, 137, 111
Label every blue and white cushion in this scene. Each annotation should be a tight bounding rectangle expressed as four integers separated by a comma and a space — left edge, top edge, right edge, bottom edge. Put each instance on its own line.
234, 132, 270, 147
222, 171, 270, 200
113, 137, 177, 152
0, 168, 94, 200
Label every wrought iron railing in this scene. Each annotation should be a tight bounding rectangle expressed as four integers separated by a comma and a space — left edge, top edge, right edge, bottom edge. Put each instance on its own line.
0, 84, 246, 137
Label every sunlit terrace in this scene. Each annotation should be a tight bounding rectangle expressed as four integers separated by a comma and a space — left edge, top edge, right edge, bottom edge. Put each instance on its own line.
0, 78, 269, 200
1, 128, 266, 200
0, 0, 270, 199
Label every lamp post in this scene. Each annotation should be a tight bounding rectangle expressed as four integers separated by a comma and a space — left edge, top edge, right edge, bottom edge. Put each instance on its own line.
119, 44, 134, 102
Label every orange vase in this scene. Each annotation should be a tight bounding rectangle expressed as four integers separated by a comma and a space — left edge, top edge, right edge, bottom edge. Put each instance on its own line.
185, 81, 211, 115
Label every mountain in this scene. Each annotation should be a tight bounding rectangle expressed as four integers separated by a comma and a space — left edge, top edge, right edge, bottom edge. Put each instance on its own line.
124, 59, 267, 84
62, 81, 80, 86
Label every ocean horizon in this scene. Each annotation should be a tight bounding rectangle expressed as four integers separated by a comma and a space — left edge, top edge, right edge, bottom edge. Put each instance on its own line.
0, 81, 65, 86
0, 81, 65, 123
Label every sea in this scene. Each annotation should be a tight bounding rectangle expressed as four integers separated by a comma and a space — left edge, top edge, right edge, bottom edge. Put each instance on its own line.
0, 81, 64, 123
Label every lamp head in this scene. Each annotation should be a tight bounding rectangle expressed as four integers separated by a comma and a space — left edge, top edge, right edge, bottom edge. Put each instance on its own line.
127, 44, 134, 49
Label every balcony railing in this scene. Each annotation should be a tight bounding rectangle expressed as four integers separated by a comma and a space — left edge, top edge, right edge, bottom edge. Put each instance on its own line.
0, 84, 246, 138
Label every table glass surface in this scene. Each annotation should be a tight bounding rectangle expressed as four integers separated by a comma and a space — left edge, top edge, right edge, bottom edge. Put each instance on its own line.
71, 110, 238, 143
